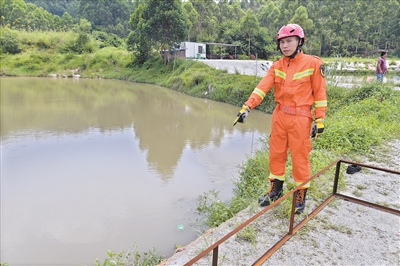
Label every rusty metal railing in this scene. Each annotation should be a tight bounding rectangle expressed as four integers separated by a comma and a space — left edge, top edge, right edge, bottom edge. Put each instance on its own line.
184, 159, 400, 266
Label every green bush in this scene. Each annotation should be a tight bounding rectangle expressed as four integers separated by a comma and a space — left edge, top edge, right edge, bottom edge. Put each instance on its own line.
0, 28, 21, 54
92, 30, 123, 48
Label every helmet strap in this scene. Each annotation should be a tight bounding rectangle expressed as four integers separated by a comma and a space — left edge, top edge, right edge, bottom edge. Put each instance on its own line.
288, 49, 299, 58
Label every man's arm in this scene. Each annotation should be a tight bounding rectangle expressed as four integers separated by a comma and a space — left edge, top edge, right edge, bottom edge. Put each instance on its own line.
312, 60, 327, 119
244, 66, 275, 109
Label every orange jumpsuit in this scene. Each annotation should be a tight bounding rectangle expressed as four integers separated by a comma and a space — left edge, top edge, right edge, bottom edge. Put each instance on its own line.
245, 51, 327, 187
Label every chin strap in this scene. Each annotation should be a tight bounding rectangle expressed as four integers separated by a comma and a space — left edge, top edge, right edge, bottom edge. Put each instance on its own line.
286, 49, 300, 66
288, 49, 299, 58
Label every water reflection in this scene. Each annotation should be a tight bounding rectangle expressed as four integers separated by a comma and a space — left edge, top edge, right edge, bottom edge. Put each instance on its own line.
1, 77, 271, 264
1, 77, 269, 179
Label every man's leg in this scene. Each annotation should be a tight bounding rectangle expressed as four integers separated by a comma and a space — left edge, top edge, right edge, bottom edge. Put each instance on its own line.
288, 115, 312, 213
259, 110, 288, 206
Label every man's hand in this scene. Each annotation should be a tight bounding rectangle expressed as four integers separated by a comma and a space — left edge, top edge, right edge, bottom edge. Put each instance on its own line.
311, 118, 324, 140
233, 105, 250, 126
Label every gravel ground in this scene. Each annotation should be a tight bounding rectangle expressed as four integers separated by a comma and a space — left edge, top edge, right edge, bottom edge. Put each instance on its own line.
159, 139, 400, 266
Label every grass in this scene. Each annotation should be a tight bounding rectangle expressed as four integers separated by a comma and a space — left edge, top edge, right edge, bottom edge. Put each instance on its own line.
237, 225, 257, 245
93, 248, 163, 266
352, 190, 363, 197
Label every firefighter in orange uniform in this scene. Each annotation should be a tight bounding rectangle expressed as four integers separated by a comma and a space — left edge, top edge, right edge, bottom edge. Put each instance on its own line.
234, 24, 327, 214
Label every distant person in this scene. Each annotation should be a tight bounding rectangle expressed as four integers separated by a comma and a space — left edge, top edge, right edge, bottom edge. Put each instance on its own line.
233, 24, 327, 214
376, 51, 388, 81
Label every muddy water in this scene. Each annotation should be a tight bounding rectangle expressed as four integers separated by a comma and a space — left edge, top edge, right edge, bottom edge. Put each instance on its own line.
0, 77, 271, 264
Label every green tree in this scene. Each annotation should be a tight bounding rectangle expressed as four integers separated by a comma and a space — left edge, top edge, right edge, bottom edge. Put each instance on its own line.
142, 0, 187, 65
0, 0, 27, 29
128, 2, 151, 64
278, 0, 300, 26
190, 0, 218, 42
257, 0, 281, 30
240, 9, 260, 56
61, 12, 74, 31
25, 5, 54, 31
182, 1, 199, 41
289, 6, 313, 33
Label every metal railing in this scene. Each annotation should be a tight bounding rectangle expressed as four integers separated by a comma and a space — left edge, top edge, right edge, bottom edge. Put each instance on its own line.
184, 159, 400, 266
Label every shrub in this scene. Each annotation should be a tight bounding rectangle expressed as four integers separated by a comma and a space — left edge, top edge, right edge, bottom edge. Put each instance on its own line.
0, 28, 21, 54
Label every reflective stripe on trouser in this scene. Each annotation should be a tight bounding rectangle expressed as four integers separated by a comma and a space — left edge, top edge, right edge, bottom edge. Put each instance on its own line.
268, 173, 285, 182
269, 108, 312, 188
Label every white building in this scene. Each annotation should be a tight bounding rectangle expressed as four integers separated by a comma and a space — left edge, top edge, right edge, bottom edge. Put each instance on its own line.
180, 42, 206, 59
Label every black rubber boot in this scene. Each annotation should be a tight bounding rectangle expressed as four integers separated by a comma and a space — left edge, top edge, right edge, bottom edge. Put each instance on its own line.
258, 179, 284, 207
346, 164, 362, 174
295, 188, 308, 214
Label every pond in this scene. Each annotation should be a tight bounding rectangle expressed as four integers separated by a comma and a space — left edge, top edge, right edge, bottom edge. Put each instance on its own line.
0, 77, 271, 264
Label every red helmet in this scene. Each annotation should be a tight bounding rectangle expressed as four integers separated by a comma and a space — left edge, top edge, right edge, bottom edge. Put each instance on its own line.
276, 24, 305, 44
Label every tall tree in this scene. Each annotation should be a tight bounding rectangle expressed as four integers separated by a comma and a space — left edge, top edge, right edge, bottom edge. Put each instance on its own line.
128, 2, 150, 64
190, 0, 218, 41
61, 12, 74, 31
182, 1, 199, 41
142, 0, 187, 64
257, 0, 281, 30
129, 0, 187, 65
240, 9, 260, 56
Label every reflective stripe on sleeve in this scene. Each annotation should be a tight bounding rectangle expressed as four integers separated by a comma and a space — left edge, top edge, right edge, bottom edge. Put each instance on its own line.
252, 88, 266, 100
314, 100, 327, 108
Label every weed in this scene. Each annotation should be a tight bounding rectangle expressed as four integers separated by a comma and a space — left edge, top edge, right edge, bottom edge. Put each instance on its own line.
322, 221, 352, 234
237, 225, 257, 245
378, 190, 390, 196
93, 247, 164, 266
376, 201, 390, 207
352, 189, 363, 197
311, 238, 320, 248
356, 184, 367, 190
